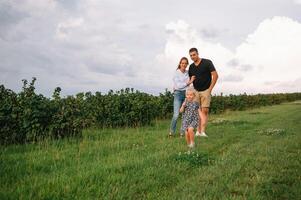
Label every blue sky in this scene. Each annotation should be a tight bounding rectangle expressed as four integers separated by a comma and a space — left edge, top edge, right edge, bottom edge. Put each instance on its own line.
1, 0, 301, 96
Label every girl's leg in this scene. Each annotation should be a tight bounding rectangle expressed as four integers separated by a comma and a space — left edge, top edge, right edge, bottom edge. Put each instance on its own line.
185, 130, 190, 145
187, 127, 195, 146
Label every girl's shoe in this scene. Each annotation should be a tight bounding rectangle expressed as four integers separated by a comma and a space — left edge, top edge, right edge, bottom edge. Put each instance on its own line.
188, 142, 195, 148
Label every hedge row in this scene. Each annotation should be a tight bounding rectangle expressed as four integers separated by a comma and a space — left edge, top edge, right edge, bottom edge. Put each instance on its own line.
1, 78, 300, 144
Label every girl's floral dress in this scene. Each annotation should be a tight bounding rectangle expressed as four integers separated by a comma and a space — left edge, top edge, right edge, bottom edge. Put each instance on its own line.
181, 101, 199, 132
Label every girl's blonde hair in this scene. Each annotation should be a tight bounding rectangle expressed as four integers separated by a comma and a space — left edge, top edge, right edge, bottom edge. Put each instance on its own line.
186, 87, 196, 96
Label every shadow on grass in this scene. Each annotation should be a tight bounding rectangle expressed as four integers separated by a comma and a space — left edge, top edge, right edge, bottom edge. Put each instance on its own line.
249, 111, 269, 115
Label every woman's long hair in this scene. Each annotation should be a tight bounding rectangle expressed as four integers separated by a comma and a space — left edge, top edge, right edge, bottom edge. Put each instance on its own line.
177, 57, 189, 70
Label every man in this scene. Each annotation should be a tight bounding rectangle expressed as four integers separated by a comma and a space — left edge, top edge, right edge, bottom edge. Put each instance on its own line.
188, 47, 218, 137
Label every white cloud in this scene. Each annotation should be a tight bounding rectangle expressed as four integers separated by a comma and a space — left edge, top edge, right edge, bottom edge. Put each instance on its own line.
1, 0, 301, 96
234, 16, 301, 93
56, 17, 84, 39
9, 0, 57, 17
0, 0, 137, 96
157, 16, 301, 94
294, 0, 301, 5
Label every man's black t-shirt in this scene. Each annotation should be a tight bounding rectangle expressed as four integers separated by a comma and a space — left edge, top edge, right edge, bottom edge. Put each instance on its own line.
188, 58, 216, 91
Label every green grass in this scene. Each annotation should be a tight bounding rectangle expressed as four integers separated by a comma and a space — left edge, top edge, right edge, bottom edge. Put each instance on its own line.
1, 101, 301, 199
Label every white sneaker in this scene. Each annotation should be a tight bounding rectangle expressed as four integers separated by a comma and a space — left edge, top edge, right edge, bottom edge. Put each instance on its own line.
195, 131, 202, 137
200, 132, 208, 137
188, 142, 195, 148
196, 131, 208, 137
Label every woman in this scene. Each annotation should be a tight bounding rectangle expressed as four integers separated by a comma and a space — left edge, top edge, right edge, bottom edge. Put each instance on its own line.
169, 57, 195, 137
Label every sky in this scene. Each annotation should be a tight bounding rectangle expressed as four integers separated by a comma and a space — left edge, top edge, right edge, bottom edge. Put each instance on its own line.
1, 0, 301, 97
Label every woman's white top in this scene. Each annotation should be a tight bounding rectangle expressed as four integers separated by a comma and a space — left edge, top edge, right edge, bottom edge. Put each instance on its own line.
173, 69, 189, 91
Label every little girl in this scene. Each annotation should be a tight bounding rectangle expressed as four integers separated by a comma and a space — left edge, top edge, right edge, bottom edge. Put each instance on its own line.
180, 88, 200, 148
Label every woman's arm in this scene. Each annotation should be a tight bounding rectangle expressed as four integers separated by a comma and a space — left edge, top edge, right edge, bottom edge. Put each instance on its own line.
186, 75, 196, 86
180, 100, 186, 113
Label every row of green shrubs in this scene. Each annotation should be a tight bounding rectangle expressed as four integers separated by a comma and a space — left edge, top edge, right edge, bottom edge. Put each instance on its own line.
0, 78, 172, 144
1, 78, 300, 144
210, 92, 301, 114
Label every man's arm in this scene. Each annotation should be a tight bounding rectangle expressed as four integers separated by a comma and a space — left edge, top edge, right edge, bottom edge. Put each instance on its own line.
208, 71, 218, 93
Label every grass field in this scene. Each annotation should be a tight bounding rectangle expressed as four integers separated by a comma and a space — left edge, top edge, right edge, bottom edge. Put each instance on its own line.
1, 101, 301, 199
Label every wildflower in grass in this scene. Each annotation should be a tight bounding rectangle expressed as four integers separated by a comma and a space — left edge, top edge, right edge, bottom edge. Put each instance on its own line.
257, 128, 285, 136
211, 118, 228, 124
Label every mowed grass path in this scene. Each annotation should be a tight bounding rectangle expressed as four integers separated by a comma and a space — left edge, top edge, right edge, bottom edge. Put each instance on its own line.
1, 101, 301, 199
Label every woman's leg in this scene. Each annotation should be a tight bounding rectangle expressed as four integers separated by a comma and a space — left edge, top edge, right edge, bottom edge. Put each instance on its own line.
179, 91, 186, 136
170, 91, 183, 135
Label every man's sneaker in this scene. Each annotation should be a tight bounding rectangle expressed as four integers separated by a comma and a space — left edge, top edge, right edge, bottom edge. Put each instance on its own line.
200, 132, 208, 137
196, 131, 208, 137
195, 131, 202, 137
180, 133, 184, 138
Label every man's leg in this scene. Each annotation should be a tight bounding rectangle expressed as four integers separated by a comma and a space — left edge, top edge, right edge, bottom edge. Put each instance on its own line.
197, 109, 202, 132
196, 89, 211, 136
200, 107, 209, 133
195, 91, 202, 133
